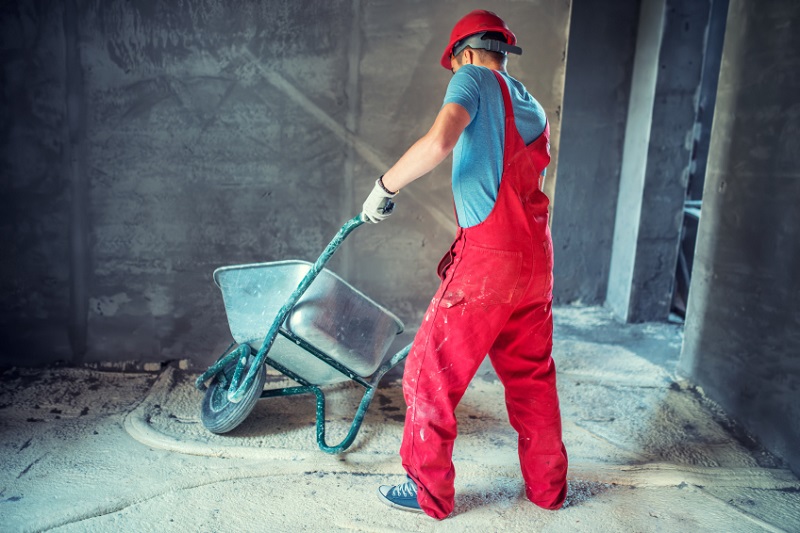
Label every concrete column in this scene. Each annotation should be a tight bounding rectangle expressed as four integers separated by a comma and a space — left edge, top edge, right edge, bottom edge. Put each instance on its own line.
338, 0, 363, 279
552, 0, 640, 305
64, 0, 90, 360
607, 0, 711, 322
679, 0, 800, 476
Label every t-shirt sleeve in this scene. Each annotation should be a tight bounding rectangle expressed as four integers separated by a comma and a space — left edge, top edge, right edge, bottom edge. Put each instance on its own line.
443, 65, 482, 121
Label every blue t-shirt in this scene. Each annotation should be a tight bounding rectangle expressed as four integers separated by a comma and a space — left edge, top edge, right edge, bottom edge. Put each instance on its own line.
443, 64, 547, 227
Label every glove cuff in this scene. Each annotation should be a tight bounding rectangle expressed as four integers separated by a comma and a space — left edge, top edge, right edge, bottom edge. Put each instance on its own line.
377, 175, 398, 196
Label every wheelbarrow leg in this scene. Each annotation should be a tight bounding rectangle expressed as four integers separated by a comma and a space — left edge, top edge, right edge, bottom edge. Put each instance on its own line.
312, 385, 376, 454
259, 384, 376, 454
311, 343, 412, 453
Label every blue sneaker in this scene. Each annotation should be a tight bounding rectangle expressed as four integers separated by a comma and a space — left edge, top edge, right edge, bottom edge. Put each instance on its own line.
377, 477, 424, 513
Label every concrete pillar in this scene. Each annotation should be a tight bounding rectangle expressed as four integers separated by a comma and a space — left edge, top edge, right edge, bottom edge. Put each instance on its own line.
64, 0, 90, 360
552, 0, 640, 305
607, 0, 711, 322
679, 0, 800, 476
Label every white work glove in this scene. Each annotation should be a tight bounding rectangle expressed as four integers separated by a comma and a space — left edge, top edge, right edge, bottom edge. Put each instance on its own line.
362, 176, 397, 223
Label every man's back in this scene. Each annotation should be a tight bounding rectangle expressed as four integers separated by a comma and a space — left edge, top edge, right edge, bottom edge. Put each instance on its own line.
443, 64, 547, 227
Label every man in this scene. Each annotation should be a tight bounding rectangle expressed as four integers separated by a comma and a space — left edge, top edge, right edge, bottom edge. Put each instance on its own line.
362, 10, 568, 519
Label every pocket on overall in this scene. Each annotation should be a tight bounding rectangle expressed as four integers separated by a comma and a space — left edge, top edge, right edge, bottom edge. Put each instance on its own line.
439, 246, 523, 308
541, 238, 554, 299
437, 246, 455, 281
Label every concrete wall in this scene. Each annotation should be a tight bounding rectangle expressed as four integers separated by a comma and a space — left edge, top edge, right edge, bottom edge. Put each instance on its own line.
0, 1, 571, 368
2, 3, 74, 362
552, 0, 640, 305
679, 0, 800, 475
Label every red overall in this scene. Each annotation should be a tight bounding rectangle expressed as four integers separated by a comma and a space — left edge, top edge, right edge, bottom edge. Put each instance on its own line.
399, 70, 568, 519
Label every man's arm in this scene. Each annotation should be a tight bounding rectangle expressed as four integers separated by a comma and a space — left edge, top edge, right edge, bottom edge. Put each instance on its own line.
380, 103, 471, 193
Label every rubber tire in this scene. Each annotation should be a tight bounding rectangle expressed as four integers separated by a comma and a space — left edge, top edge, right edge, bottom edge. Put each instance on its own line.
201, 354, 266, 434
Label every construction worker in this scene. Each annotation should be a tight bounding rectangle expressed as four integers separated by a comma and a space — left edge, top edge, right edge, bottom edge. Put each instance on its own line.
362, 10, 568, 519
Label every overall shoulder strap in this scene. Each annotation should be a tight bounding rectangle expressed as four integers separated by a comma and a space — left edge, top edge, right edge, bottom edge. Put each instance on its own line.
491, 70, 515, 121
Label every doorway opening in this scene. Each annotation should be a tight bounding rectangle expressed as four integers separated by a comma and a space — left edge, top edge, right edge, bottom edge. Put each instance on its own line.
670, 0, 729, 319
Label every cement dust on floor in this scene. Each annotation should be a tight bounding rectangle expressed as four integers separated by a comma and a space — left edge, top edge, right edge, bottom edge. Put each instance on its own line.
1, 305, 798, 532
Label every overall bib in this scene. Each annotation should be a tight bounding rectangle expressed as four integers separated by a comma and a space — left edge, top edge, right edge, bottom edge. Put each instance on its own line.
399, 70, 568, 519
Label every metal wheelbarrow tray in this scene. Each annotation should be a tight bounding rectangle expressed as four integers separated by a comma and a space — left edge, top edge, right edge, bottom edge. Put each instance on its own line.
195, 215, 411, 453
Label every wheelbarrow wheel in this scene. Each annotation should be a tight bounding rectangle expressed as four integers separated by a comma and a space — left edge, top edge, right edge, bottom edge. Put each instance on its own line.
201, 353, 266, 434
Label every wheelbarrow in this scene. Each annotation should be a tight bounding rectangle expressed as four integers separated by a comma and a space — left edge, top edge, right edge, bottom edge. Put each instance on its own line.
194, 214, 412, 454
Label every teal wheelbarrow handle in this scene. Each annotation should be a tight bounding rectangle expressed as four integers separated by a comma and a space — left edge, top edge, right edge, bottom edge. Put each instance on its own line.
195, 214, 369, 402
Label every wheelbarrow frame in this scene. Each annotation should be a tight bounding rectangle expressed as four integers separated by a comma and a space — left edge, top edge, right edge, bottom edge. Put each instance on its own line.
195, 214, 411, 454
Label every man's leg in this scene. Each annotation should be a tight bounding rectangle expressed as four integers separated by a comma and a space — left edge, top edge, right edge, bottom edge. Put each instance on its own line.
489, 299, 568, 509
398, 294, 513, 519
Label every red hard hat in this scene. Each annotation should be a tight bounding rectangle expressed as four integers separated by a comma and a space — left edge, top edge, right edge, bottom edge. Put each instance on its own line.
440, 10, 517, 70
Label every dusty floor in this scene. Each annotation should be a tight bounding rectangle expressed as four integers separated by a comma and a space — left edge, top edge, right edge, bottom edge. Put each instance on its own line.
1, 306, 799, 532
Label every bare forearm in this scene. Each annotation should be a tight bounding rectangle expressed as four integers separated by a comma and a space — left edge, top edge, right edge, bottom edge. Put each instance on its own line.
381, 135, 452, 193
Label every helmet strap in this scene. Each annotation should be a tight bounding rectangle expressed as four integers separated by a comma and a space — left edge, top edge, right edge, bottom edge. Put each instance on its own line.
452, 32, 523, 58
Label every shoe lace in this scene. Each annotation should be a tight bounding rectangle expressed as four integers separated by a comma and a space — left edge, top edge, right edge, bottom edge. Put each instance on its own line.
391, 479, 418, 498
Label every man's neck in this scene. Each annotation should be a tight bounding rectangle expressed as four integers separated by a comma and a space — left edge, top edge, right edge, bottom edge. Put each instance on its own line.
472, 58, 507, 73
